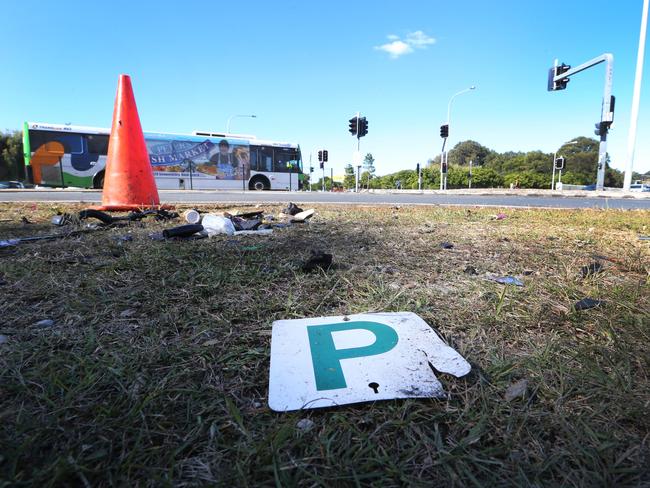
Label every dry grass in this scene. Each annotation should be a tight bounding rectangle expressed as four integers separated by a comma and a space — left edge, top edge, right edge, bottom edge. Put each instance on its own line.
0, 202, 649, 487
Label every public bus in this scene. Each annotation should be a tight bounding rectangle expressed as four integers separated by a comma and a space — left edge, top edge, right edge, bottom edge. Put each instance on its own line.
22, 122, 303, 191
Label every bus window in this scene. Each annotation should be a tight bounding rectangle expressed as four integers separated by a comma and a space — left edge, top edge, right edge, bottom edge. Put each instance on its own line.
249, 147, 259, 171
259, 147, 273, 172
87, 134, 109, 155
274, 148, 299, 172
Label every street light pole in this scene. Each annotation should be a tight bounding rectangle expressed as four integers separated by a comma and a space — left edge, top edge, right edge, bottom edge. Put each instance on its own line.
624, 0, 649, 190
226, 114, 257, 133
441, 86, 476, 190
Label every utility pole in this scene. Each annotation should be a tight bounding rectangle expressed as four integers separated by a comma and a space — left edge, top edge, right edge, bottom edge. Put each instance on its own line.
330, 168, 333, 192
417, 163, 422, 190
548, 54, 614, 190
624, 0, 649, 190
468, 160, 472, 189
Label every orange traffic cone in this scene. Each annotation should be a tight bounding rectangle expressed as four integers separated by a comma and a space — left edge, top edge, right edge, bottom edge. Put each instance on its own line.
93, 74, 164, 211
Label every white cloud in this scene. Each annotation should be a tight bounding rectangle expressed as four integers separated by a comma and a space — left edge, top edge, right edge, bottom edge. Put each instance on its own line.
405, 30, 436, 48
374, 40, 414, 59
374, 30, 436, 59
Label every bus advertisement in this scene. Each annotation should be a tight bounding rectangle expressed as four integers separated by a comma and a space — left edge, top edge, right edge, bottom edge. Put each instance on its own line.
23, 122, 303, 191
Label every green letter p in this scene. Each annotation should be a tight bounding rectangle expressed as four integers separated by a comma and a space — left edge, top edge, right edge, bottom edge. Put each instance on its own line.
307, 321, 399, 391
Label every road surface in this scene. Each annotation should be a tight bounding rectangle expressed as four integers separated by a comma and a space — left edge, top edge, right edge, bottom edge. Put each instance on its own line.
0, 190, 649, 209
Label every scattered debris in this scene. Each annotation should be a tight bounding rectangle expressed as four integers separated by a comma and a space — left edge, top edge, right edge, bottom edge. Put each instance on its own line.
35, 319, 55, 328
639, 235, 650, 241
492, 213, 507, 220
0, 334, 7, 345
183, 209, 201, 224
574, 298, 605, 311
79, 209, 114, 225
200, 214, 235, 236
283, 202, 303, 216
440, 242, 454, 249
505, 379, 528, 401
291, 209, 315, 223
0, 229, 99, 248
268, 312, 471, 411
523, 269, 534, 276
580, 261, 604, 278
21, 216, 34, 225
296, 418, 315, 432
162, 224, 205, 239
302, 250, 333, 273
231, 216, 262, 231
492, 276, 524, 287
51, 214, 71, 226
234, 229, 273, 236
464, 265, 478, 275
113, 234, 134, 242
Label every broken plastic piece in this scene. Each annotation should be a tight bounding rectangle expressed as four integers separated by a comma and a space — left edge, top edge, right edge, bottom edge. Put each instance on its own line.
574, 298, 605, 311
283, 202, 303, 216
493, 276, 524, 286
183, 209, 201, 224
291, 209, 315, 223
234, 229, 273, 236
162, 224, 204, 239
302, 251, 333, 272
580, 262, 604, 278
268, 312, 472, 411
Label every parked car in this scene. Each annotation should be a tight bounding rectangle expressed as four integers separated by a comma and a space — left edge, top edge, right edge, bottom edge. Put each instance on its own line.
0, 181, 26, 189
629, 183, 650, 192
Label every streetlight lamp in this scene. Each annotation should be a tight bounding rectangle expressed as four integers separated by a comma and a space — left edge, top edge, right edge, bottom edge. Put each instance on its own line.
441, 86, 476, 190
552, 140, 578, 190
226, 114, 257, 133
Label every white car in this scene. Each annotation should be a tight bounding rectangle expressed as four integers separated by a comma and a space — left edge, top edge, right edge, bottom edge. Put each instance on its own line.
629, 183, 650, 192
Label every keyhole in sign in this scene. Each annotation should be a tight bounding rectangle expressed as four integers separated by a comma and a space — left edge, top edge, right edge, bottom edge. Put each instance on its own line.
368, 382, 379, 394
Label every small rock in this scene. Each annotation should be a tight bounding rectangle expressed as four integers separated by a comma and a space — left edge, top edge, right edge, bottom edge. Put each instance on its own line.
505, 379, 528, 401
35, 319, 55, 328
440, 242, 454, 249
296, 418, 315, 432
523, 270, 534, 276
464, 265, 478, 275
120, 309, 136, 318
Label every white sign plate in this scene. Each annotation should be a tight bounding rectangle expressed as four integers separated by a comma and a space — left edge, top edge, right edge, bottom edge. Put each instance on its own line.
268, 312, 471, 412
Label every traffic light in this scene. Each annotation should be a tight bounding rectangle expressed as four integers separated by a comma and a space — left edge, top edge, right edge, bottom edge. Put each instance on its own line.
594, 121, 612, 137
349, 117, 358, 135
440, 124, 449, 138
319, 161, 324, 169
547, 63, 571, 91
416, 163, 420, 174
318, 150, 323, 162
357, 117, 368, 137
442, 161, 448, 173
310, 166, 314, 173
554, 156, 565, 170
323, 150, 328, 162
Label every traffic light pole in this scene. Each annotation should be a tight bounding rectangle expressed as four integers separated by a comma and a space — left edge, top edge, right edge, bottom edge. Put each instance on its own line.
550, 53, 614, 190
440, 137, 447, 190
551, 151, 557, 191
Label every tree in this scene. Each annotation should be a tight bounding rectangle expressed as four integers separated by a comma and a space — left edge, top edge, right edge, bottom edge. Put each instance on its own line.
343, 164, 356, 189
447, 140, 492, 166
362, 153, 376, 189
0, 131, 24, 180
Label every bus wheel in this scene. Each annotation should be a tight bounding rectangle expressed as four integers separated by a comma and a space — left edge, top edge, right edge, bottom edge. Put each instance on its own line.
249, 176, 269, 191
93, 171, 105, 189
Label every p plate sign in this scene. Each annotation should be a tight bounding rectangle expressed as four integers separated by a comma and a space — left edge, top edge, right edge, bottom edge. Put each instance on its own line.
268, 312, 471, 411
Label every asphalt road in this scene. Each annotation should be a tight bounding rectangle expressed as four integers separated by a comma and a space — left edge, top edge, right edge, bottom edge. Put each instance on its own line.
1, 190, 649, 209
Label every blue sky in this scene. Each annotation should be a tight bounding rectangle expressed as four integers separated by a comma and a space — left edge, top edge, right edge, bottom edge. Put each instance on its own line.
1, 0, 648, 176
